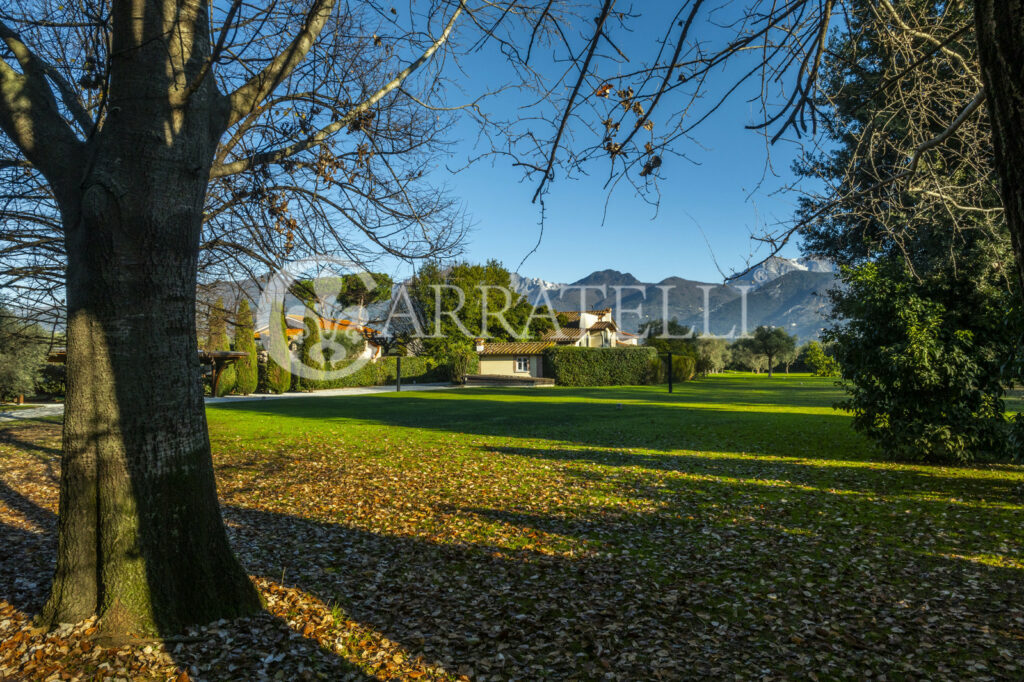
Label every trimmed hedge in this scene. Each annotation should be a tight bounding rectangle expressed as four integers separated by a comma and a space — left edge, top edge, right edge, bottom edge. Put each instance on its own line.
290, 355, 445, 390
543, 346, 658, 386
670, 355, 696, 382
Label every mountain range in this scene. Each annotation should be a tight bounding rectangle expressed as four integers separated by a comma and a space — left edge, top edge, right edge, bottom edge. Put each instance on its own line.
510, 256, 839, 340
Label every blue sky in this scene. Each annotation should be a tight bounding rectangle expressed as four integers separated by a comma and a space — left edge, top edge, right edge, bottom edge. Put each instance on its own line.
445, 105, 809, 285
381, 3, 820, 285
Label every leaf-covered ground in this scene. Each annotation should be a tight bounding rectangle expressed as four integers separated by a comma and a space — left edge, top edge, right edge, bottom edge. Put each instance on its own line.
2, 374, 1024, 680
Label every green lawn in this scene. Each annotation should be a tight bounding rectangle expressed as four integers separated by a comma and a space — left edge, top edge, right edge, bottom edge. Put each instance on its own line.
2, 374, 1023, 679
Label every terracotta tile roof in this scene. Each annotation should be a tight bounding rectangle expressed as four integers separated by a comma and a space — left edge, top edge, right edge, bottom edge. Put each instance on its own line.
477, 341, 555, 356
556, 309, 613, 321
589, 320, 615, 330
542, 328, 586, 342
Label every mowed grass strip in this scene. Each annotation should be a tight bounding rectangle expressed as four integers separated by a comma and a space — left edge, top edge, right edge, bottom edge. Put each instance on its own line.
2, 374, 1023, 679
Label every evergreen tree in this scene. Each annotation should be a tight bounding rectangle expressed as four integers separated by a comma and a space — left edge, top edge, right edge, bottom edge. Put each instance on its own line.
298, 314, 325, 390
265, 301, 293, 394
795, 0, 1016, 461
206, 298, 236, 396
204, 298, 228, 352
234, 299, 258, 395
0, 308, 48, 401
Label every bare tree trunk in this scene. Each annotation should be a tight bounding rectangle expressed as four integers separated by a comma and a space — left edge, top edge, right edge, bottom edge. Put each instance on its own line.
37, 0, 260, 635
42, 179, 260, 635
976, 1, 1024, 296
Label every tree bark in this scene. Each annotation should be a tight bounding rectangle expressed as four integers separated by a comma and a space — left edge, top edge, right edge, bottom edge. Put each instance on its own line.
39, 0, 261, 635
975, 1, 1024, 297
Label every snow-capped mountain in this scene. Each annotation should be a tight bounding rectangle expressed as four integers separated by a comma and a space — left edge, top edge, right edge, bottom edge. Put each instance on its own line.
509, 260, 839, 340
727, 256, 838, 288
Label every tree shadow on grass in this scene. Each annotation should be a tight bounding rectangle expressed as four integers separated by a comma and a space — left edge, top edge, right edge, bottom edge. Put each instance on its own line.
4, 422, 1024, 678
209, 387, 867, 462
0, 427, 375, 681
221, 476, 1024, 680
481, 444, 1024, 504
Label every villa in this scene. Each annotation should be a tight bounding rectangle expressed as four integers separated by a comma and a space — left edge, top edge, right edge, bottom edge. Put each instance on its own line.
474, 309, 636, 380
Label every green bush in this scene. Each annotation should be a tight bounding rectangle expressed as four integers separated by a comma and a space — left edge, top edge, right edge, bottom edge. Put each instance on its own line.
234, 299, 258, 395
543, 346, 658, 386
801, 341, 839, 377
298, 315, 325, 390
830, 261, 1010, 464
0, 312, 47, 400
647, 356, 666, 384
294, 355, 445, 390
36, 363, 66, 397
670, 355, 696, 382
265, 302, 292, 394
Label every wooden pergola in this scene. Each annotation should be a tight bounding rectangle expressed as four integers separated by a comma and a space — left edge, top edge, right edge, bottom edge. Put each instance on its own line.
48, 349, 249, 398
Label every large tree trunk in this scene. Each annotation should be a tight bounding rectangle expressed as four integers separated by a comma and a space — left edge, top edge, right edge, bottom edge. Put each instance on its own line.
39, 0, 261, 635
975, 1, 1024, 296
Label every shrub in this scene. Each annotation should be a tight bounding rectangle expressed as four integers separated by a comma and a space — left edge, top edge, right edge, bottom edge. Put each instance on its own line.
543, 346, 657, 386
802, 341, 839, 377
265, 302, 292, 393
36, 362, 66, 397
298, 355, 444, 389
0, 317, 47, 401
830, 262, 1009, 463
206, 297, 236, 396
234, 299, 258, 395
298, 314, 325, 390
670, 355, 696, 382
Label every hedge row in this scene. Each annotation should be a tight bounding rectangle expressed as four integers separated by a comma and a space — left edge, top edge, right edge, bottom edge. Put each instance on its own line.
287, 355, 445, 390
543, 346, 658, 386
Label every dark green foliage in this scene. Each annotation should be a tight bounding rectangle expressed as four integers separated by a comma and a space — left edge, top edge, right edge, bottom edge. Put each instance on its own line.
829, 261, 1011, 463
410, 260, 555, 344
265, 301, 293, 394
233, 299, 258, 395
0, 308, 47, 400
543, 346, 658, 386
294, 356, 445, 389
638, 319, 697, 357
206, 298, 236, 396
336, 272, 394, 309
792, 0, 1015, 461
36, 363, 65, 397
409, 260, 547, 380
447, 345, 477, 383
204, 298, 228, 351
670, 355, 696, 382
298, 314, 325, 390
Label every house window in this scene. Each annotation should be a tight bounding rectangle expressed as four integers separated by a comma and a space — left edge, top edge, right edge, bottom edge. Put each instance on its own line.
515, 356, 530, 373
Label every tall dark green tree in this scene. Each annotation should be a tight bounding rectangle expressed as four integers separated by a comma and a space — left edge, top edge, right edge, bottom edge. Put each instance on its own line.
298, 314, 325, 390
0, 307, 48, 401
234, 300, 258, 395
205, 298, 236, 396
265, 302, 293, 395
795, 0, 1017, 461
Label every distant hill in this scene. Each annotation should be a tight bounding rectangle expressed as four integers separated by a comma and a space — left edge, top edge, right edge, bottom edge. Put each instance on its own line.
511, 259, 838, 340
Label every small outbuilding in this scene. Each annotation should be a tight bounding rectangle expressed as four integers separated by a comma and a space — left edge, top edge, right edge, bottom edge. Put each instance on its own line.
475, 340, 554, 378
